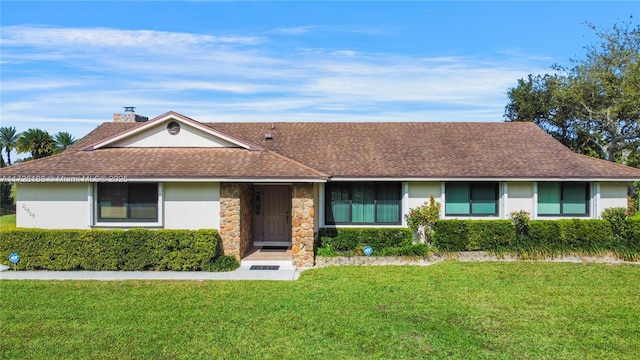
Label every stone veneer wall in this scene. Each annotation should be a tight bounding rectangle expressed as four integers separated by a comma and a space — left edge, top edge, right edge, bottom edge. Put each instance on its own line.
220, 183, 253, 260
291, 183, 315, 267
239, 184, 253, 257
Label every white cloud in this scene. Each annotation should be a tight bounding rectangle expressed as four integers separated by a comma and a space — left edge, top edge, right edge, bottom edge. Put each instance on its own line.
272, 26, 315, 35
1, 26, 263, 48
1, 25, 549, 142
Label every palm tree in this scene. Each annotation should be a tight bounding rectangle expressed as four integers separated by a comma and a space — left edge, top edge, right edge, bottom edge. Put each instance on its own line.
16, 128, 55, 159
53, 131, 77, 153
0, 126, 18, 165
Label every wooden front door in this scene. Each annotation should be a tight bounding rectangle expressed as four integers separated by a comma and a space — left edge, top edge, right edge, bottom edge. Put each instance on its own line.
253, 186, 291, 246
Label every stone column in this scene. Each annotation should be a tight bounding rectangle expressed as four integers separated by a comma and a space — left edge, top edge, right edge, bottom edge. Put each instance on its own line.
292, 183, 315, 267
220, 183, 253, 260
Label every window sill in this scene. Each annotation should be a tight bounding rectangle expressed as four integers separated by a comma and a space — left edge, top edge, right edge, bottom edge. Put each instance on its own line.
322, 224, 403, 228
93, 221, 163, 228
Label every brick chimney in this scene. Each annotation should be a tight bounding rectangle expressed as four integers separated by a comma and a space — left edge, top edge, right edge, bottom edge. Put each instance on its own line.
113, 107, 149, 123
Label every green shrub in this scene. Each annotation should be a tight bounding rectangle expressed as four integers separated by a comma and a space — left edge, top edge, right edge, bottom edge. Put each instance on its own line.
510, 210, 531, 238
520, 220, 615, 258
432, 220, 469, 251
612, 220, 640, 261
601, 207, 631, 237
316, 244, 338, 257
0, 229, 222, 271
432, 219, 635, 260
208, 255, 240, 272
467, 220, 515, 252
317, 228, 413, 255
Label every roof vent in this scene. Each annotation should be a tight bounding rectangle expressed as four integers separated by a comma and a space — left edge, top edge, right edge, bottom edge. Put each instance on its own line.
264, 133, 273, 140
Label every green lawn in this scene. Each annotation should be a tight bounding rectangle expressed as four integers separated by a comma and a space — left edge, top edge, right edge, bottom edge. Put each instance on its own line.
1, 263, 639, 359
0, 214, 16, 229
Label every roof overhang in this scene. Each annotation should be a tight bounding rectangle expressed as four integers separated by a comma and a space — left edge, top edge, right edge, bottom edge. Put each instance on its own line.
328, 177, 638, 182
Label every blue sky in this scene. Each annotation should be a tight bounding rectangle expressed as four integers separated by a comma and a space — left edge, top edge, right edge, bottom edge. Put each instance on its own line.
1, 1, 639, 151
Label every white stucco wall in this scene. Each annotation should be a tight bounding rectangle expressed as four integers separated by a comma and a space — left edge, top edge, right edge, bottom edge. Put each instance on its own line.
112, 120, 237, 148
506, 182, 534, 216
16, 182, 91, 229
598, 182, 628, 215
407, 182, 442, 209
163, 182, 220, 230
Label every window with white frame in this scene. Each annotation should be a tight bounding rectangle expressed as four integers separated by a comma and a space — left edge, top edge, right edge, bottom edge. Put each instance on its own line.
538, 182, 589, 216
97, 183, 158, 222
325, 182, 401, 225
445, 182, 499, 216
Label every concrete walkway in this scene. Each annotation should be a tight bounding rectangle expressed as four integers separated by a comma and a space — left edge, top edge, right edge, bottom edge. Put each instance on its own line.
0, 265, 303, 281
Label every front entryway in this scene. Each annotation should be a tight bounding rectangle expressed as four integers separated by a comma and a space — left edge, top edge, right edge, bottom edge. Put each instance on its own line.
253, 185, 291, 247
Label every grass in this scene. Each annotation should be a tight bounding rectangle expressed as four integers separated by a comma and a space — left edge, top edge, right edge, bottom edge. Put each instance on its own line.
630, 212, 640, 221
1, 263, 639, 359
0, 214, 16, 229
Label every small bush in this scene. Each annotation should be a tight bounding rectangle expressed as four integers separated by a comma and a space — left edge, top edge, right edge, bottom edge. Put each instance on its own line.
208, 255, 240, 272
510, 210, 530, 238
601, 207, 631, 237
316, 244, 338, 257
405, 196, 441, 243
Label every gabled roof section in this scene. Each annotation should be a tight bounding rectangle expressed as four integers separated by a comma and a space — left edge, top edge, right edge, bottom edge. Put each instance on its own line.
82, 111, 264, 151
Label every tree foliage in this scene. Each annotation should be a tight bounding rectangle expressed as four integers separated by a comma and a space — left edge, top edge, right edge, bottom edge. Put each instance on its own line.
53, 131, 77, 153
16, 128, 55, 160
0, 126, 18, 165
505, 20, 640, 165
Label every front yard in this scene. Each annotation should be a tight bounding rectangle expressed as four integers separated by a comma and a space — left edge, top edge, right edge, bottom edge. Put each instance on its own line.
0, 214, 15, 230
1, 262, 639, 359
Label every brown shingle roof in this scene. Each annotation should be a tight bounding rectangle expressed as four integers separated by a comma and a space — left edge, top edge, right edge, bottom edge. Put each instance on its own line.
0, 148, 327, 180
2, 118, 639, 180
211, 122, 640, 179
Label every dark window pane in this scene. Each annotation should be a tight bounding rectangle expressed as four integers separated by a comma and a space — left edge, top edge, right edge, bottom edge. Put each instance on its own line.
471, 183, 497, 215
352, 184, 375, 223
446, 183, 470, 215
327, 184, 350, 223
128, 183, 158, 220
98, 183, 127, 219
562, 184, 587, 214
376, 184, 400, 222
538, 182, 561, 215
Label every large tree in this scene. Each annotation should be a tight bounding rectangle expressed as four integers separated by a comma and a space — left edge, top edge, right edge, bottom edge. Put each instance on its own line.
0, 126, 18, 165
505, 20, 640, 164
16, 128, 55, 160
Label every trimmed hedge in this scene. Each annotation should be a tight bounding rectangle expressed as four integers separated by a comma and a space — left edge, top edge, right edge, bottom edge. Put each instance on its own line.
432, 220, 515, 252
0, 229, 227, 271
318, 220, 639, 260
317, 228, 413, 256
433, 219, 639, 261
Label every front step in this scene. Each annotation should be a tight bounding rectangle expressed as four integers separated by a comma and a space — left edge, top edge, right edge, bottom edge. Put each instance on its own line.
240, 260, 296, 270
